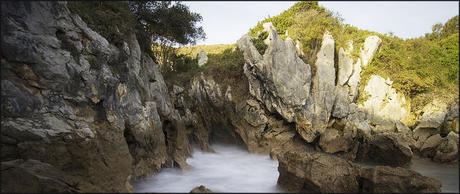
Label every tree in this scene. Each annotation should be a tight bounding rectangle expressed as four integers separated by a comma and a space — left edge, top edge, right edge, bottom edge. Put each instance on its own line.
128, 1, 206, 71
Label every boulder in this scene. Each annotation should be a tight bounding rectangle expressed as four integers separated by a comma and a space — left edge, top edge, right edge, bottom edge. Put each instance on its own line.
318, 128, 354, 153
433, 132, 459, 163
420, 134, 443, 158
441, 99, 459, 134
416, 99, 448, 130
190, 185, 212, 193
277, 151, 360, 193
358, 133, 413, 166
277, 151, 441, 193
360, 166, 441, 193
1, 159, 78, 193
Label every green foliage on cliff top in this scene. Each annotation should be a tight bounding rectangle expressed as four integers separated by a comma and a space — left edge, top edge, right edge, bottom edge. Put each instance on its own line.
248, 1, 458, 112
164, 44, 247, 102
68, 1, 136, 46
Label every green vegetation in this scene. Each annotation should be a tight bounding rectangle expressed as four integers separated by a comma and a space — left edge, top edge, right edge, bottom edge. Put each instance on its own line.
68, 1, 205, 66
164, 44, 247, 102
246, 1, 458, 114
68, 1, 136, 46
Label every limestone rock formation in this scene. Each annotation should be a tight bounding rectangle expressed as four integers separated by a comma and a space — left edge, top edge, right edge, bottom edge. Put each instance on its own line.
360, 35, 382, 67
1, 1, 194, 192
237, 22, 311, 123
197, 50, 208, 67
277, 151, 441, 193
362, 75, 410, 123
295, 31, 336, 142
416, 99, 449, 131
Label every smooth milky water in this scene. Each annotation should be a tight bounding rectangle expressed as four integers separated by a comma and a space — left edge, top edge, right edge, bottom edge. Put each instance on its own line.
134, 145, 459, 193
134, 144, 282, 193
409, 156, 459, 193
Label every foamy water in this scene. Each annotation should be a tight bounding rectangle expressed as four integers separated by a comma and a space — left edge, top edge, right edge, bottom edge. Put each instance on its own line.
134, 145, 459, 193
134, 144, 282, 193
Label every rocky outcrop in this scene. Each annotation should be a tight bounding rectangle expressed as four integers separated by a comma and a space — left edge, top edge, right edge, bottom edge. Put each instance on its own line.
1, 1, 195, 192
361, 75, 410, 123
359, 165, 442, 193
277, 151, 441, 193
442, 99, 459, 134
295, 31, 336, 142
277, 151, 360, 193
197, 50, 208, 67
237, 22, 311, 123
190, 185, 212, 193
412, 99, 459, 163
433, 132, 459, 163
357, 133, 413, 166
1, 159, 79, 193
360, 36, 382, 67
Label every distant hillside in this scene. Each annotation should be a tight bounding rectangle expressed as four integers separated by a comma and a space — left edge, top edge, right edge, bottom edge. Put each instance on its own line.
247, 1, 459, 112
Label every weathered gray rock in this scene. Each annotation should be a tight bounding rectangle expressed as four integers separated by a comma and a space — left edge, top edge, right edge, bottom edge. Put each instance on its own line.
277, 151, 441, 193
360, 166, 441, 193
237, 22, 311, 122
190, 185, 212, 193
441, 99, 459, 134
337, 41, 354, 86
433, 132, 459, 163
416, 99, 448, 131
293, 31, 337, 143
1, 1, 194, 192
319, 128, 354, 153
1, 159, 79, 193
360, 35, 382, 67
362, 75, 410, 123
277, 151, 360, 193
197, 50, 208, 67
358, 133, 413, 166
420, 134, 443, 158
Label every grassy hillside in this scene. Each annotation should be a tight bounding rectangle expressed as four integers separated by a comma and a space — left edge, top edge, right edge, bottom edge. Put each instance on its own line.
248, 1, 459, 113
168, 1, 458, 116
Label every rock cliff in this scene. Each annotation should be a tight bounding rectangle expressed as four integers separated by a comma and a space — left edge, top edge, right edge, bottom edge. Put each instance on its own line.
1, 1, 194, 192
1, 2, 458, 193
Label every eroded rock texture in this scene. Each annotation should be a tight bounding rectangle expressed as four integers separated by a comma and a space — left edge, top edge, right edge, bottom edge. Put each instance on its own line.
1, 1, 194, 192
277, 151, 441, 193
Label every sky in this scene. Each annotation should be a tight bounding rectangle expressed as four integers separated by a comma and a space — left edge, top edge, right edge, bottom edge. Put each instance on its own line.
183, 1, 459, 45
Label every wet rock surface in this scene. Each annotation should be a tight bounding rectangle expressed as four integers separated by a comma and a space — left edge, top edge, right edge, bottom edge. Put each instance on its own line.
277, 151, 441, 193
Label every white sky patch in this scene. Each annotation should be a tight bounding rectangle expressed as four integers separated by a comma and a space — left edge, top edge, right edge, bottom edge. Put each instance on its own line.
184, 1, 459, 45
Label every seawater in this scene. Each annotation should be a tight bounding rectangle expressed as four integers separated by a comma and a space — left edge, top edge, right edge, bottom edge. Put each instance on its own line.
134, 145, 459, 193
134, 144, 282, 192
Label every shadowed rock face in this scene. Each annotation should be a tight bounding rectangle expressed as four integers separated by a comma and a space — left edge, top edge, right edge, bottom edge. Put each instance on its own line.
1, 1, 194, 192
277, 151, 441, 193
